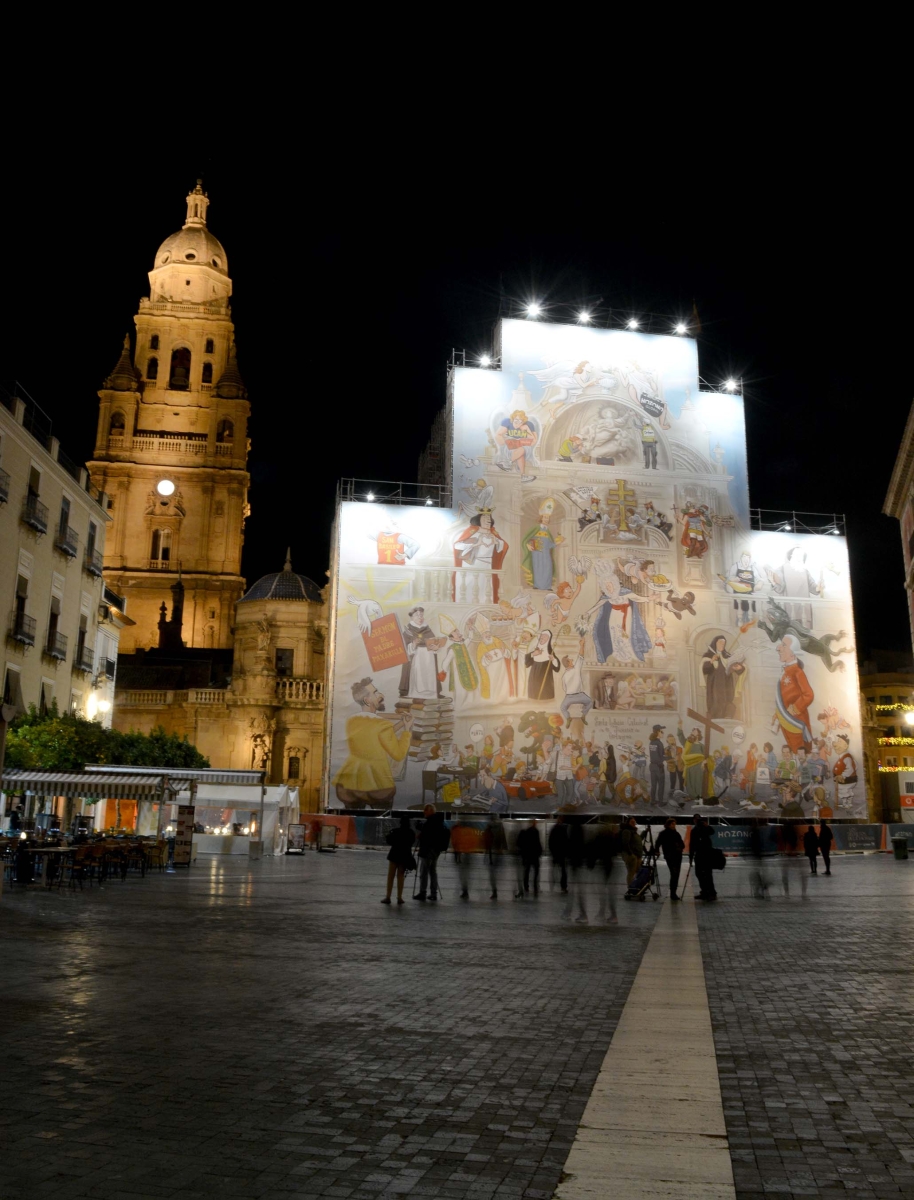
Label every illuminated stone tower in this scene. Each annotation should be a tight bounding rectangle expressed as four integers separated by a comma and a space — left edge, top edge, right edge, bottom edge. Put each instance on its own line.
88, 182, 250, 652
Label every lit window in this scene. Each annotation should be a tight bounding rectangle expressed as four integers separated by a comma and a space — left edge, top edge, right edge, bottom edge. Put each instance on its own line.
288, 756, 300, 779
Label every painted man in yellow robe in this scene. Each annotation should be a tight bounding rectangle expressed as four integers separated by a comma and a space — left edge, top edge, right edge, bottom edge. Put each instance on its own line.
333, 678, 413, 808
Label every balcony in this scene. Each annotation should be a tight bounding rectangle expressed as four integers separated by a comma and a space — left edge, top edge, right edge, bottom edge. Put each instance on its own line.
21, 494, 49, 534
73, 646, 95, 674
84, 548, 104, 577
54, 523, 79, 558
0, 466, 10, 503
44, 630, 68, 662
275, 677, 324, 705
9, 611, 36, 647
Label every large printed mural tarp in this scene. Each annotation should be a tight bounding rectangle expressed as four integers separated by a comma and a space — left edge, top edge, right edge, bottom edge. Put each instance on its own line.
327, 320, 863, 819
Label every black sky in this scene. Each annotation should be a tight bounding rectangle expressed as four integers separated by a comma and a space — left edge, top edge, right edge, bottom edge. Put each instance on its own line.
5, 133, 910, 658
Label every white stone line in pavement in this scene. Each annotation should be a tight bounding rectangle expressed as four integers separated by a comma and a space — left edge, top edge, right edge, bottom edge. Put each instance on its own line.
554, 899, 736, 1200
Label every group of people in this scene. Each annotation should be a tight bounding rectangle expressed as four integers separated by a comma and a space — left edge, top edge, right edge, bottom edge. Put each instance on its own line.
380, 809, 732, 911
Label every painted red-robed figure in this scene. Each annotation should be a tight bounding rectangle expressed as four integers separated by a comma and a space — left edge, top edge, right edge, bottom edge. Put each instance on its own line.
452, 512, 508, 602
773, 635, 814, 752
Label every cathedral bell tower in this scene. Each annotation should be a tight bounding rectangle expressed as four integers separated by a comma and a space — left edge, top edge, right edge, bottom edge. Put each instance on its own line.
89, 181, 251, 652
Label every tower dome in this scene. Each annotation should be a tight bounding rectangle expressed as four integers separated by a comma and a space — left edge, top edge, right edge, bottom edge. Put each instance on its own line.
239, 550, 323, 603
152, 180, 229, 277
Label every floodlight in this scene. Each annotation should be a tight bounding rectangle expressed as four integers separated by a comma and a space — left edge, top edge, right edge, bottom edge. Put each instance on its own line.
526, 302, 542, 317
425, 497, 433, 506
781, 523, 792, 532
479, 355, 491, 367
724, 378, 737, 391
627, 318, 639, 330
97, 699, 111, 713
831, 527, 841, 535
674, 323, 687, 334
366, 492, 375, 502
578, 310, 591, 324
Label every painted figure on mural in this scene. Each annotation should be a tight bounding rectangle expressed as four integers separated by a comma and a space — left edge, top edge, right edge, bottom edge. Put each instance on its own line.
586, 565, 653, 664
473, 614, 513, 704
400, 607, 443, 700
677, 724, 707, 798
332, 678, 412, 808
625, 363, 670, 429
580, 405, 632, 465
495, 409, 538, 481
525, 630, 561, 702
679, 503, 712, 559
702, 636, 747, 720
453, 510, 508, 602
522, 497, 564, 590
500, 593, 539, 696
772, 634, 814, 752
832, 733, 858, 811
719, 550, 764, 595
638, 417, 659, 469
436, 615, 479, 711
371, 520, 420, 566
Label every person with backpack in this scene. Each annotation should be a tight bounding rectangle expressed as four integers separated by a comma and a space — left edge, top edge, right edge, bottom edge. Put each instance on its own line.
516, 820, 543, 896
548, 814, 570, 893
818, 819, 833, 875
690, 814, 716, 901
655, 816, 685, 900
619, 816, 643, 884
382, 815, 416, 904
414, 807, 448, 902
803, 824, 820, 874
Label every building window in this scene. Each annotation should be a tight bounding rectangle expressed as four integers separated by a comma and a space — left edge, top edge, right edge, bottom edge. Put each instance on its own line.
151, 529, 172, 562
3, 668, 23, 709
169, 347, 191, 389
275, 648, 294, 676
202, 362, 213, 385
216, 419, 234, 444
205, 338, 214, 354
886, 725, 897, 738
886, 756, 898, 767
880, 695, 894, 704
109, 411, 126, 438
287, 756, 301, 779
150, 334, 159, 351
28, 466, 41, 497
59, 495, 70, 533
39, 682, 53, 715
146, 356, 158, 380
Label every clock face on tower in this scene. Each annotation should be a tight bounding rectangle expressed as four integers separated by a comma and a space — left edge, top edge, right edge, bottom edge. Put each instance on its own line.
156, 479, 176, 497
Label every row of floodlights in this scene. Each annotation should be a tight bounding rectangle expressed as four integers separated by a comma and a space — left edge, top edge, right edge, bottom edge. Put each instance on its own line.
775, 521, 842, 535
364, 492, 435, 506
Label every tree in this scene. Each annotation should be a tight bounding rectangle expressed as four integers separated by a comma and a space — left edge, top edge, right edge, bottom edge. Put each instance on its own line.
3, 705, 210, 771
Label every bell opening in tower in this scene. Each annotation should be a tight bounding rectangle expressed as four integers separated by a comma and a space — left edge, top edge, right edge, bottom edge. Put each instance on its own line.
169, 347, 191, 391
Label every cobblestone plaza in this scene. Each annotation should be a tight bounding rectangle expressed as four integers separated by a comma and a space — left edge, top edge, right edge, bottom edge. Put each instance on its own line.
2, 850, 913, 1199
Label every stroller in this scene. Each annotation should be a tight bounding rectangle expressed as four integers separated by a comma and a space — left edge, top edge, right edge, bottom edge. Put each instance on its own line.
624, 824, 661, 902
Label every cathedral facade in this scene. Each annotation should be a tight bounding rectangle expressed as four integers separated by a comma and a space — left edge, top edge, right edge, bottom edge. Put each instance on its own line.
95, 184, 326, 806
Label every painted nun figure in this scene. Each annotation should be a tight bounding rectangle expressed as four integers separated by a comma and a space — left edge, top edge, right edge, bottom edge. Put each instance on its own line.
524, 630, 561, 701
585, 567, 653, 664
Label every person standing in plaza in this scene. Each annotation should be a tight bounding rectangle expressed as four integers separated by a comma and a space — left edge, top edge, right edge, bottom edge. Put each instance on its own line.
483, 812, 507, 899
818, 819, 833, 875
649, 725, 666, 806
549, 814, 570, 892
516, 819, 543, 896
566, 817, 588, 922
803, 823, 820, 874
415, 807, 447, 902
590, 817, 620, 923
655, 817, 685, 900
620, 816, 643, 884
382, 815, 416, 905
452, 816, 476, 899
690, 814, 717, 901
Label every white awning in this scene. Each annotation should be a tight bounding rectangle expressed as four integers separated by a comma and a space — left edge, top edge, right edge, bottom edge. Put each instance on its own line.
1, 770, 163, 800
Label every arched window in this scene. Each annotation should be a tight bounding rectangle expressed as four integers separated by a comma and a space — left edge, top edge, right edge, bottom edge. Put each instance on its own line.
169, 347, 191, 390
202, 362, 213, 385
150, 334, 159, 351
146, 356, 158, 380
151, 529, 172, 563
287, 756, 300, 779
109, 411, 126, 437
216, 419, 234, 444
204, 338, 214, 354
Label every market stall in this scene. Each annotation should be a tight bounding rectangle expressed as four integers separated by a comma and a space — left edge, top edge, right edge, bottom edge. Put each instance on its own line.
191, 784, 300, 855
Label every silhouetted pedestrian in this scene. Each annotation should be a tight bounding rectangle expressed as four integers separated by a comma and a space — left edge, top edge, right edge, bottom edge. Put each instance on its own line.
451, 816, 476, 898
483, 812, 507, 899
415, 807, 447, 902
655, 817, 685, 900
803, 825, 819, 874
589, 818, 620, 923
690, 815, 716, 901
620, 816, 643, 884
566, 817, 588, 922
382, 815, 415, 905
818, 819, 833, 874
548, 814, 569, 892
516, 820, 542, 896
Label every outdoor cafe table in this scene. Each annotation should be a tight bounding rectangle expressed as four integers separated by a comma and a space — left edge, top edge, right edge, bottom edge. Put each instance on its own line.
20, 846, 73, 887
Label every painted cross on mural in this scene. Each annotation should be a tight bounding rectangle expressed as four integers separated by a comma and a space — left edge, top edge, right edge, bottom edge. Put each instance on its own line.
608, 478, 635, 532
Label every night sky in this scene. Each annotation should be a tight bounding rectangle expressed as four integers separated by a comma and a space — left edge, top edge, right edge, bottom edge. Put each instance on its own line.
5, 140, 910, 658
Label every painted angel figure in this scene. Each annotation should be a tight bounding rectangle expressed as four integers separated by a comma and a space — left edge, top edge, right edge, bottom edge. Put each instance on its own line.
346, 593, 383, 634
493, 409, 540, 481
458, 478, 495, 519
528, 360, 595, 416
